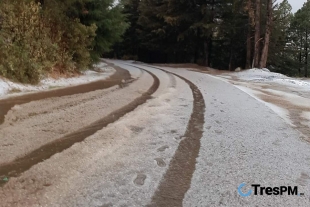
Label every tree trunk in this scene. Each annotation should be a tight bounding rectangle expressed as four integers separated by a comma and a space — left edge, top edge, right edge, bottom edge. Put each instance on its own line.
246, 20, 252, 69
254, 0, 261, 68
194, 29, 200, 64
229, 39, 234, 70
246, 0, 253, 69
209, 34, 213, 67
194, 46, 198, 64
205, 0, 215, 67
259, 0, 273, 69
204, 39, 209, 67
299, 29, 302, 76
194, 45, 198, 64
305, 28, 308, 77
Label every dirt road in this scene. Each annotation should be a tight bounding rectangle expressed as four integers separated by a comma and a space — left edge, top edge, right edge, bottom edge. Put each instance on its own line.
0, 60, 310, 206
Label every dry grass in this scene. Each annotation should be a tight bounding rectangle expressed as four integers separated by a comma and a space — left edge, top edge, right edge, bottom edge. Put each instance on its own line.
8, 88, 22, 94
49, 66, 81, 80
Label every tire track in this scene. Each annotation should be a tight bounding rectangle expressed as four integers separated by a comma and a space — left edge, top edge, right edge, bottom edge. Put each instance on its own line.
168, 73, 177, 88
130, 64, 205, 207
0, 63, 131, 125
0, 69, 159, 187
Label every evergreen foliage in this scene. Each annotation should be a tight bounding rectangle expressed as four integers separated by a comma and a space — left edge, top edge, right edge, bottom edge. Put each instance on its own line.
0, 0, 127, 83
1, 0, 308, 81
113, 0, 309, 77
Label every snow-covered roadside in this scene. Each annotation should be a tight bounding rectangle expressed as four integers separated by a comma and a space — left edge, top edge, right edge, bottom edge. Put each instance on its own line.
217, 68, 310, 138
0, 62, 115, 98
223, 68, 310, 91
233, 84, 295, 126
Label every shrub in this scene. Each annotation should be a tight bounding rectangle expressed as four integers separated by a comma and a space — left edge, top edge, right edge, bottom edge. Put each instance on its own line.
0, 0, 97, 83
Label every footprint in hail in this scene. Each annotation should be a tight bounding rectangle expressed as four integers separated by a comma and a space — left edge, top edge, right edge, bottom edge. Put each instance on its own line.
154, 158, 166, 167
134, 174, 146, 186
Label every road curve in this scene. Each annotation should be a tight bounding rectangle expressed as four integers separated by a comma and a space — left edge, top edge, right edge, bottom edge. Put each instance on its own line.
0, 67, 159, 185
0, 63, 131, 125
0, 60, 194, 206
0, 60, 310, 207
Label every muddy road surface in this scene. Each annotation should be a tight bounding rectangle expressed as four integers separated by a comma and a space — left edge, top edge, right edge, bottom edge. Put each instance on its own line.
0, 60, 310, 206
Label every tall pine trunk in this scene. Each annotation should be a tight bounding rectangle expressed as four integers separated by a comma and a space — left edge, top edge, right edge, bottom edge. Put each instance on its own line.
204, 39, 209, 67
259, 0, 273, 69
246, 19, 252, 69
246, 0, 254, 69
194, 29, 200, 64
194, 46, 198, 64
254, 0, 261, 68
305, 28, 308, 77
299, 29, 302, 76
229, 39, 234, 70
203, 0, 215, 67
209, 34, 213, 67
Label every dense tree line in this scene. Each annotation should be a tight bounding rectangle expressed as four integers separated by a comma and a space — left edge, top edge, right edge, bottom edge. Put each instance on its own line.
268, 0, 310, 77
288, 0, 310, 77
0, 0, 127, 83
1, 0, 309, 83
112, 0, 309, 77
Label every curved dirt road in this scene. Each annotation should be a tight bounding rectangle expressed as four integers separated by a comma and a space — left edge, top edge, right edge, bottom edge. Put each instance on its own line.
0, 60, 310, 206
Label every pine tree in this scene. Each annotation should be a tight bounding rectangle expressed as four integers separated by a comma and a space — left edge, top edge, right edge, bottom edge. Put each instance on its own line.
79, 0, 128, 62
259, 0, 273, 68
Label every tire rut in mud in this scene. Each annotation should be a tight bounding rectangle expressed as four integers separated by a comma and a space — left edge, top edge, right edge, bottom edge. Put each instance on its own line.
131, 64, 206, 207
0, 63, 131, 125
0, 69, 159, 187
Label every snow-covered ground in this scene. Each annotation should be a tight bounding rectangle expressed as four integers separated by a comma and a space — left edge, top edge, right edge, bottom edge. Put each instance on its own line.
218, 68, 310, 140
1, 61, 310, 206
0, 60, 194, 207
225, 68, 310, 91
0, 62, 115, 98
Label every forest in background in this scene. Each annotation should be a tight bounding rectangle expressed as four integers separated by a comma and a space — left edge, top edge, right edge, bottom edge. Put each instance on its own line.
1, 0, 310, 84
113, 0, 310, 77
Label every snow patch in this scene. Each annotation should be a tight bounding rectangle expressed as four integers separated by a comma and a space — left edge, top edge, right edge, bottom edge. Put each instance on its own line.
263, 88, 310, 109
302, 111, 310, 120
234, 68, 286, 81
0, 63, 115, 98
0, 80, 10, 96
233, 68, 310, 91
